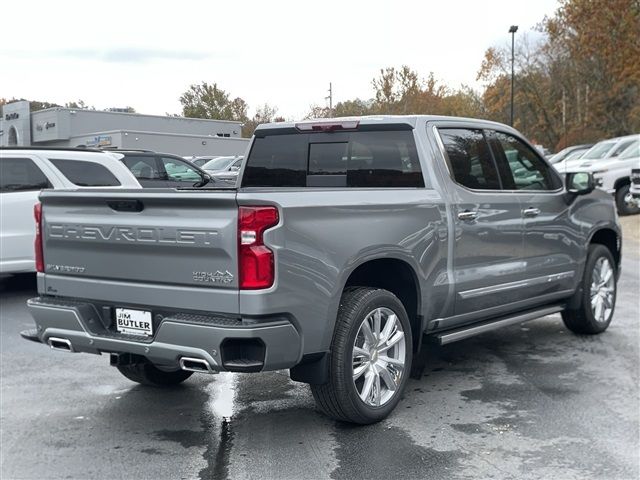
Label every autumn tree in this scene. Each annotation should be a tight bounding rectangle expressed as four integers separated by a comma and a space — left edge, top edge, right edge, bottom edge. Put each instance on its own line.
478, 0, 640, 149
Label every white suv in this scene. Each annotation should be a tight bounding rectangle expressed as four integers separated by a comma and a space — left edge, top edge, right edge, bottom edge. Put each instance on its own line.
0, 148, 141, 274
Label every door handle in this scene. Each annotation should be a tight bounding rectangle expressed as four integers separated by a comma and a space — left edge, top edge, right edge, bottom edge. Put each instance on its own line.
523, 207, 541, 218
458, 210, 478, 221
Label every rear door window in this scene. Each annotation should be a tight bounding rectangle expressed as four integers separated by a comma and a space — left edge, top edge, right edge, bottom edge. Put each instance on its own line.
0, 158, 51, 192
243, 130, 424, 188
438, 128, 501, 190
48, 159, 121, 186
121, 156, 163, 180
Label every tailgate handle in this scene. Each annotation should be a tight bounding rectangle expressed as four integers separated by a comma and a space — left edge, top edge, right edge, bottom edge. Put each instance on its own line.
107, 200, 144, 212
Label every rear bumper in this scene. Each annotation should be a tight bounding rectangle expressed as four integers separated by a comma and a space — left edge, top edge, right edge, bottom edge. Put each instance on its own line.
26, 296, 302, 372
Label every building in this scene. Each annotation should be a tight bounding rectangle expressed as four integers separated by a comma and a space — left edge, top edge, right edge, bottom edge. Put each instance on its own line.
0, 100, 249, 157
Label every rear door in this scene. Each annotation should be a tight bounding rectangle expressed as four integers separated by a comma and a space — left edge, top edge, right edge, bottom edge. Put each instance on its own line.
488, 130, 580, 299
435, 127, 526, 319
0, 156, 52, 272
40, 189, 239, 313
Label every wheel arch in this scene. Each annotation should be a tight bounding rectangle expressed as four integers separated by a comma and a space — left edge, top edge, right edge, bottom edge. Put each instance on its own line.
291, 254, 424, 386
588, 227, 621, 274
613, 176, 630, 191
341, 256, 423, 353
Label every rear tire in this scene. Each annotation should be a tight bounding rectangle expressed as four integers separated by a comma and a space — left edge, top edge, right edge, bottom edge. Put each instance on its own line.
562, 244, 617, 334
311, 287, 413, 424
616, 184, 640, 215
117, 358, 193, 387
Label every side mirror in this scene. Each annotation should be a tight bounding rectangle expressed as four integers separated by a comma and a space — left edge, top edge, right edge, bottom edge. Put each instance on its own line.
230, 165, 240, 171
566, 172, 595, 195
194, 173, 211, 188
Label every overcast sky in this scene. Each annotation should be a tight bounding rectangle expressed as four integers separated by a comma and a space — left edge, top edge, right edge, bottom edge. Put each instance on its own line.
1, 0, 559, 120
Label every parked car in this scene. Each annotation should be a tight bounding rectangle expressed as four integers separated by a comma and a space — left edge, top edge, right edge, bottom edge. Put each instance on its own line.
114, 150, 211, 188
548, 144, 593, 164
562, 138, 640, 215
22, 116, 621, 424
554, 134, 639, 172
0, 147, 141, 274
202, 155, 243, 186
184, 156, 219, 168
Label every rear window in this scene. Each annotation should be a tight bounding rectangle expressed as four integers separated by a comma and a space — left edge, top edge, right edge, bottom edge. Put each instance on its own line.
242, 130, 424, 188
49, 159, 121, 186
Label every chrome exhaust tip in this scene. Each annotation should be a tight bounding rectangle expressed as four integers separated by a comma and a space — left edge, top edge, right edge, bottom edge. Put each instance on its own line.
47, 337, 74, 352
179, 356, 216, 374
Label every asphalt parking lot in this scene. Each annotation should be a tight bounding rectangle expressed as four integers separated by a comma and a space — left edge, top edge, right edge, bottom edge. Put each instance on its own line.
1, 221, 638, 480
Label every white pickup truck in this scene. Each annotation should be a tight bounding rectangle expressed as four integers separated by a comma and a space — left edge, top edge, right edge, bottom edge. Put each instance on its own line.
0, 148, 141, 273
556, 136, 640, 215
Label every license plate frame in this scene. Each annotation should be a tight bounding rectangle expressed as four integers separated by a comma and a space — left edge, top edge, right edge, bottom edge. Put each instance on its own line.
115, 308, 153, 337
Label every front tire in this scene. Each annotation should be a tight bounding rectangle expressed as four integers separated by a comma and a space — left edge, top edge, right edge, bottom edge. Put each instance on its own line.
117, 358, 193, 387
311, 287, 413, 424
616, 184, 640, 215
562, 244, 617, 334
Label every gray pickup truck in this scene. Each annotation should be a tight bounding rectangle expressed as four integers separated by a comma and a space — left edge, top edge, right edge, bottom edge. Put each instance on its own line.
23, 116, 622, 424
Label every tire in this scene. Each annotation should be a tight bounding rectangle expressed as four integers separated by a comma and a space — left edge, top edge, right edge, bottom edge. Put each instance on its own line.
311, 287, 413, 424
117, 358, 193, 387
616, 184, 640, 215
562, 244, 617, 334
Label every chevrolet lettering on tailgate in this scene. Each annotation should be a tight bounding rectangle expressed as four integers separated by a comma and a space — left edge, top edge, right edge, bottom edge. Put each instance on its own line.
48, 224, 218, 246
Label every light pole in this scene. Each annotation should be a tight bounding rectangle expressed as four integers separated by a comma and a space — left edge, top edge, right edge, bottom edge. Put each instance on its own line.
509, 25, 518, 127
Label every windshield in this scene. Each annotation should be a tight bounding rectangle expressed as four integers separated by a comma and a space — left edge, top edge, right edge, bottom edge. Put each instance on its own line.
582, 141, 615, 160
619, 140, 640, 159
549, 147, 579, 164
203, 156, 235, 170
563, 148, 589, 162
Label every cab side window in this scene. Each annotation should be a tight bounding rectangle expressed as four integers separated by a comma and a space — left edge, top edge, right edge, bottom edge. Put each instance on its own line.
493, 132, 559, 191
0, 158, 51, 192
438, 128, 500, 190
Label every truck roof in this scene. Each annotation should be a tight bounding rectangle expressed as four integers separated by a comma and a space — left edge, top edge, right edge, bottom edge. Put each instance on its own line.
256, 115, 512, 132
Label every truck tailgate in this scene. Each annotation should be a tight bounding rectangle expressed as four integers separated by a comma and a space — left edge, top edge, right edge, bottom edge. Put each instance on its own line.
39, 189, 239, 314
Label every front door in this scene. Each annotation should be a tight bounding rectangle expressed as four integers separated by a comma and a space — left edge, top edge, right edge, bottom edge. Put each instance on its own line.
436, 127, 527, 318
488, 130, 581, 300
159, 157, 204, 187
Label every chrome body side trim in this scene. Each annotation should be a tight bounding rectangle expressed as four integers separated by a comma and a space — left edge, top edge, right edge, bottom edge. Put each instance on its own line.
458, 271, 575, 299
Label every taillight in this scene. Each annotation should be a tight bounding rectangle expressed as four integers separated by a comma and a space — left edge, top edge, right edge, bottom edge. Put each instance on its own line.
34, 202, 44, 273
238, 206, 279, 289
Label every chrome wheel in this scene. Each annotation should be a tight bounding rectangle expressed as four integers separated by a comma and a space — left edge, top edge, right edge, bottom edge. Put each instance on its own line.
352, 307, 406, 407
590, 257, 615, 323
